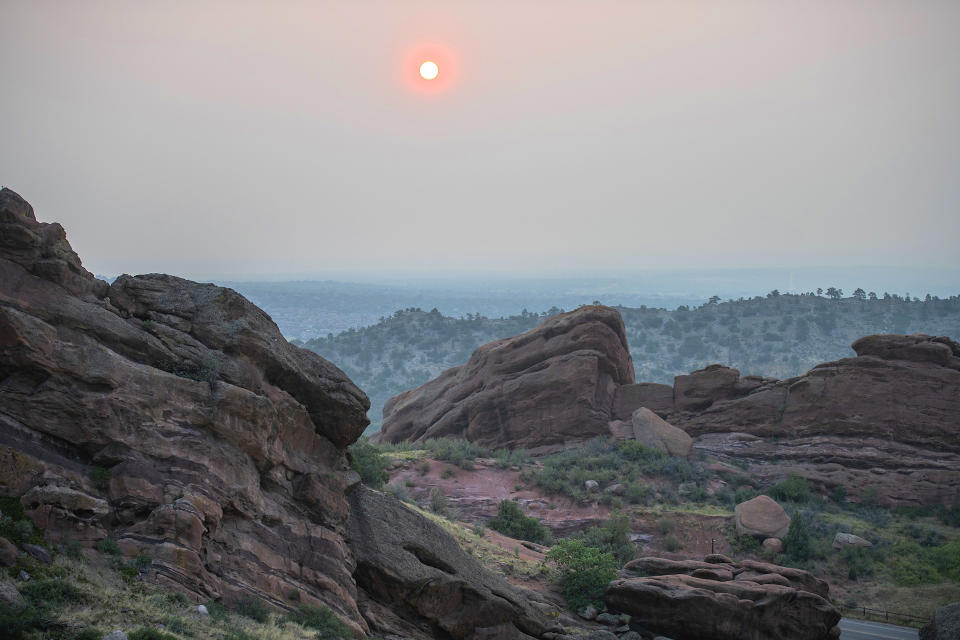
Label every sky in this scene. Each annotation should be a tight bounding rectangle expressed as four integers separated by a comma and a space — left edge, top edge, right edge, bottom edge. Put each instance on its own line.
2, 0, 959, 280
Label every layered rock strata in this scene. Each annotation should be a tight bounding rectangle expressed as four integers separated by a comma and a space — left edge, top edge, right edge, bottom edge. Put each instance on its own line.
607, 556, 839, 640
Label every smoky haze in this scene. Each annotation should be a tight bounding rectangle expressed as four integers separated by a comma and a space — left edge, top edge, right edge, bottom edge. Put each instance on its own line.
2, 0, 959, 280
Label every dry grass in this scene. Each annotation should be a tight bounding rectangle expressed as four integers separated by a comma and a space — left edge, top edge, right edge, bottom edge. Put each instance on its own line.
9, 554, 320, 640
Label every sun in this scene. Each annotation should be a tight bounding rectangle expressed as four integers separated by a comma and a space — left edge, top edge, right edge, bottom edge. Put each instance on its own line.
419, 60, 439, 80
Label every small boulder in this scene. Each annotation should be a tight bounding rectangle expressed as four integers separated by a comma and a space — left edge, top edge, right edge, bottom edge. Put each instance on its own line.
627, 408, 693, 458
579, 604, 598, 620
22, 543, 52, 564
596, 612, 620, 626
585, 480, 600, 492
604, 483, 626, 496
703, 553, 734, 564
197, 604, 209, 616
762, 538, 784, 554
0, 537, 18, 567
832, 533, 872, 549
18, 570, 30, 581
104, 632, 128, 640
0, 579, 26, 609
735, 495, 791, 539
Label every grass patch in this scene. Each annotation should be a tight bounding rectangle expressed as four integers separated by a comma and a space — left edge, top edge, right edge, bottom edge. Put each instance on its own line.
286, 605, 352, 639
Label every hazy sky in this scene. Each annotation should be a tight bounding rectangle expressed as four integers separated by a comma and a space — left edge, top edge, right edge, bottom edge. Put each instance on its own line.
2, 1, 959, 279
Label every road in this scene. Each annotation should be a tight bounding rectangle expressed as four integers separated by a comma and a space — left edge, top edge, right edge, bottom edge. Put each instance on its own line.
839, 617, 920, 640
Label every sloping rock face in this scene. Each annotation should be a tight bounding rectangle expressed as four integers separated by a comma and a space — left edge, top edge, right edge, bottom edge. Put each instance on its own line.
349, 486, 558, 640
379, 305, 635, 453
617, 336, 960, 506
607, 408, 692, 458
0, 189, 375, 629
608, 556, 839, 640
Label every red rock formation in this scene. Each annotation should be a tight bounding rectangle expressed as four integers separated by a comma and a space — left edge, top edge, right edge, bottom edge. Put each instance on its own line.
609, 556, 839, 640
378, 305, 635, 453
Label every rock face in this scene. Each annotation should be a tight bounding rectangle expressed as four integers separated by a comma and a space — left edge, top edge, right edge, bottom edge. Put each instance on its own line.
609, 556, 839, 640
379, 305, 635, 453
608, 408, 692, 458
615, 335, 960, 506
735, 495, 791, 539
920, 601, 960, 640
0, 188, 372, 630
349, 485, 556, 640
832, 533, 872, 549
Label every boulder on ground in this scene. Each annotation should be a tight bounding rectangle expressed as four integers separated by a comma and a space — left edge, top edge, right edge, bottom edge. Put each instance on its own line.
920, 601, 960, 640
832, 533, 872, 549
763, 538, 784, 554
0, 537, 17, 567
611, 408, 692, 458
735, 495, 791, 539
0, 578, 25, 609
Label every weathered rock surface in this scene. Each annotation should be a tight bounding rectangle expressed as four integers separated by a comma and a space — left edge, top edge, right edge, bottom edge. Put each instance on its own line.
920, 601, 960, 640
735, 495, 791, 539
349, 485, 557, 640
832, 532, 872, 549
608, 408, 692, 458
614, 335, 960, 506
0, 536, 17, 566
0, 190, 380, 629
610, 555, 838, 640
379, 305, 635, 453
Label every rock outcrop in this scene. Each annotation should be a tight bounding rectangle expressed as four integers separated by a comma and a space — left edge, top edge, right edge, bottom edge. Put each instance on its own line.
379, 305, 635, 453
608, 556, 839, 640
349, 485, 558, 640
920, 601, 960, 640
615, 336, 960, 506
0, 188, 372, 630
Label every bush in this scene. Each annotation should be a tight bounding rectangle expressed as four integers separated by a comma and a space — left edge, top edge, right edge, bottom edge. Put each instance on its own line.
235, 597, 269, 622
349, 438, 389, 489
128, 629, 179, 640
417, 461, 431, 475
429, 488, 448, 515
441, 466, 457, 479
20, 579, 85, 610
766, 475, 810, 503
384, 483, 413, 503
784, 514, 811, 562
487, 500, 552, 545
97, 537, 121, 556
546, 539, 617, 611
72, 629, 103, 640
663, 535, 681, 552
0, 604, 46, 639
91, 466, 111, 491
422, 438, 490, 469
493, 448, 531, 469
287, 605, 353, 639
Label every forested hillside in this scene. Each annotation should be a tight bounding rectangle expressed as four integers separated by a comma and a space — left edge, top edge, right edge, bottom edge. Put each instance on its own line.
301, 291, 960, 431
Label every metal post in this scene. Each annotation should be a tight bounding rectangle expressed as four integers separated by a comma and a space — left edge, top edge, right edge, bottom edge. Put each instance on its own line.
711, 538, 716, 554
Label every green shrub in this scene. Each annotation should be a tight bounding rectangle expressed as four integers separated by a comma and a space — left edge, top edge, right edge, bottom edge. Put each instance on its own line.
72, 628, 103, 640
168, 592, 190, 607
663, 535, 681, 552
784, 514, 811, 562
0, 604, 46, 639
0, 497, 43, 546
134, 554, 152, 572
384, 483, 412, 503
91, 466, 111, 491
20, 578, 85, 610
287, 605, 353, 639
128, 629, 179, 640
162, 616, 187, 634
417, 461, 431, 475
429, 488, 448, 515
203, 600, 228, 619
349, 438, 389, 489
624, 482, 651, 505
840, 547, 874, 580
656, 517, 675, 535
97, 537, 121, 556
441, 466, 456, 479
487, 500, 553, 545
492, 448, 531, 469
546, 539, 617, 611
421, 438, 490, 469
235, 597, 269, 622
831, 486, 847, 504
766, 475, 810, 503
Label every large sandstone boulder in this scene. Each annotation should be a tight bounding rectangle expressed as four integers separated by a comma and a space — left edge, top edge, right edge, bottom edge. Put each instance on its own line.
921, 601, 960, 640
735, 495, 791, 539
349, 486, 557, 640
378, 305, 635, 452
0, 189, 373, 631
609, 555, 838, 640
608, 408, 692, 457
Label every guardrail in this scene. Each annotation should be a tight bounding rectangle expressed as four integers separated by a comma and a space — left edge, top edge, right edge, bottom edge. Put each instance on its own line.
840, 603, 929, 626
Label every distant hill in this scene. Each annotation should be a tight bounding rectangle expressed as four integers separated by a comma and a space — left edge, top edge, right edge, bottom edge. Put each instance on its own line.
301, 292, 960, 432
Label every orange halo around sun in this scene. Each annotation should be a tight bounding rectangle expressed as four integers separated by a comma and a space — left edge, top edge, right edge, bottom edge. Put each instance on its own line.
403, 44, 455, 92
